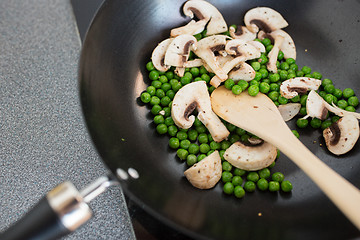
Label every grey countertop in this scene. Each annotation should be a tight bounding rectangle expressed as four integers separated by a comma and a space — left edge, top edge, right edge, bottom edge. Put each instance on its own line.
0, 0, 135, 239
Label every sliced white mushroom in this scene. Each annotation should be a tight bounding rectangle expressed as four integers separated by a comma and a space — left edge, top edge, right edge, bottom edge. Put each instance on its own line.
229, 25, 256, 41
323, 114, 360, 155
184, 151, 222, 189
304, 90, 360, 120
183, 58, 204, 68
193, 35, 228, 80
266, 34, 285, 73
171, 81, 229, 142
164, 34, 197, 67
278, 103, 301, 121
224, 141, 277, 171
224, 39, 261, 59
171, 0, 228, 37
248, 40, 266, 53
258, 29, 296, 60
151, 38, 173, 72
209, 57, 247, 87
228, 62, 256, 81
244, 7, 288, 33
280, 77, 322, 99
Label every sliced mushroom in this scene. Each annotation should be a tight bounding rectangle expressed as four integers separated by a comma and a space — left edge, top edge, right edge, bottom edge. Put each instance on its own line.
280, 77, 322, 99
258, 29, 296, 59
229, 25, 256, 41
266, 34, 285, 73
183, 58, 203, 68
164, 34, 197, 67
249, 40, 266, 53
151, 38, 173, 72
304, 90, 360, 120
323, 114, 360, 155
193, 35, 229, 80
171, 0, 228, 37
278, 103, 301, 121
184, 151, 222, 189
171, 81, 229, 142
228, 62, 256, 81
209, 57, 247, 87
224, 141, 277, 171
244, 7, 288, 33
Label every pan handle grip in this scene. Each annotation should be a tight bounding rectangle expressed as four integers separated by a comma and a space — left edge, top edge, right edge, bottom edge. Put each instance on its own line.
0, 182, 93, 240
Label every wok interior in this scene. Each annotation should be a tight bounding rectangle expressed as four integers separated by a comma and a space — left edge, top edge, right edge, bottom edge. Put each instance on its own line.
79, 0, 360, 239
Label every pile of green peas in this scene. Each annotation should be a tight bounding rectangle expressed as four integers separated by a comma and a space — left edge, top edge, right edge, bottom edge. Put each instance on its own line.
140, 25, 357, 199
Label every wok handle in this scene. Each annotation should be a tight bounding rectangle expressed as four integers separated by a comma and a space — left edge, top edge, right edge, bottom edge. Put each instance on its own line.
0, 181, 93, 240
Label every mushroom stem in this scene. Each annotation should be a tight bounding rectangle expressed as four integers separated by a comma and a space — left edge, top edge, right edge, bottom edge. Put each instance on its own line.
267, 35, 284, 73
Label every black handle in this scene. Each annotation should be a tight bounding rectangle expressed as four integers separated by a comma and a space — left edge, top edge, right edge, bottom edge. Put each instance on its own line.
0, 197, 70, 240
0, 181, 93, 240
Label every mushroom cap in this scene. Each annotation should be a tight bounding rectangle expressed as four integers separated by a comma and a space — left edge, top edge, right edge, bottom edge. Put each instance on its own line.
229, 25, 257, 41
171, 81, 229, 142
305, 90, 329, 120
323, 114, 360, 155
151, 38, 173, 72
278, 103, 301, 121
184, 150, 222, 189
244, 7, 288, 33
280, 77, 322, 99
164, 34, 197, 67
183, 0, 228, 35
224, 141, 277, 171
228, 62, 256, 81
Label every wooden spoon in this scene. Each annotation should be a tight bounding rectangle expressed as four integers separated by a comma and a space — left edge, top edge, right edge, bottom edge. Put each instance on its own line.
211, 86, 360, 230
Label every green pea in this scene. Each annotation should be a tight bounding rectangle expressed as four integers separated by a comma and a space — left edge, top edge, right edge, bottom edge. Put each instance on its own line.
258, 168, 271, 179
226, 122, 236, 132
194, 117, 203, 127
291, 129, 300, 138
219, 149, 226, 161
269, 83, 280, 92
232, 85, 243, 95
244, 181, 256, 192
266, 44, 273, 53
188, 129, 198, 141
235, 127, 246, 136
172, 82, 182, 92
310, 118, 322, 128
151, 105, 162, 115
234, 186, 245, 198
201, 73, 210, 83
195, 125, 207, 133
165, 71, 174, 80
207, 134, 213, 142
277, 50, 284, 60
281, 180, 293, 192
254, 72, 262, 81
153, 115, 164, 125
268, 91, 279, 102
300, 95, 308, 106
190, 67, 200, 77
259, 82, 270, 94
164, 117, 174, 126
278, 96, 288, 105
232, 176, 243, 186
159, 75, 168, 84
296, 118, 308, 128
257, 178, 269, 191
304, 73, 312, 78
337, 99, 348, 109
247, 172, 259, 182
140, 92, 151, 103
146, 86, 156, 96
269, 181, 280, 192
332, 88, 342, 99
250, 79, 260, 86
160, 96, 171, 106
196, 133, 207, 144
188, 143, 200, 154
208, 86, 216, 94
258, 68, 269, 78
149, 70, 160, 80
199, 143, 210, 153
289, 63, 298, 71
194, 77, 203, 82
258, 54, 268, 64
166, 89, 175, 99
197, 154, 207, 162
345, 106, 356, 112
169, 137, 180, 149
176, 149, 188, 160
324, 94, 337, 104
180, 76, 191, 85
176, 131, 188, 140
319, 91, 327, 99
311, 71, 322, 79
272, 172, 285, 182
222, 161, 233, 171
251, 61, 261, 71
229, 134, 240, 144
223, 182, 234, 194
279, 70, 288, 81
348, 96, 359, 107
301, 66, 312, 74
291, 95, 300, 103
168, 125, 178, 136
324, 84, 335, 94
150, 96, 160, 106
280, 62, 289, 70
321, 120, 332, 130
240, 134, 250, 143
331, 116, 340, 123
186, 154, 197, 166
343, 88, 355, 98
146, 61, 155, 71
248, 85, 260, 96
224, 79, 235, 90
233, 168, 247, 176
287, 73, 296, 79
285, 58, 295, 65
180, 139, 191, 149
321, 78, 333, 86
296, 70, 304, 77
238, 80, 249, 91
269, 73, 280, 82
161, 83, 172, 92
262, 38, 272, 47
222, 171, 233, 183
221, 140, 231, 150
268, 161, 276, 168
209, 141, 221, 150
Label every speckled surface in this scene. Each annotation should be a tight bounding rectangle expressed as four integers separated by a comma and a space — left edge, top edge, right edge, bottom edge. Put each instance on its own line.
0, 0, 135, 239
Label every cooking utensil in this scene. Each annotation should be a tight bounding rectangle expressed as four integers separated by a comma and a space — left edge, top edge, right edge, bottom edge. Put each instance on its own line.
211, 86, 360, 229
1, 0, 360, 239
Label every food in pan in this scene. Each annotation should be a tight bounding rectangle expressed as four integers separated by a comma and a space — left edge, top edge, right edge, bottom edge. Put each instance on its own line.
139, 0, 359, 198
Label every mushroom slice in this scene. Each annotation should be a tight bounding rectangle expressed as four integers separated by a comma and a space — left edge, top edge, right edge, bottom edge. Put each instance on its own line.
193, 35, 228, 80
209, 57, 246, 87
183, 58, 203, 68
249, 40, 266, 53
171, 0, 228, 37
278, 103, 301, 121
304, 90, 360, 120
184, 151, 222, 189
225, 39, 261, 59
244, 7, 288, 33
229, 25, 257, 41
258, 30, 296, 60
151, 38, 173, 72
266, 34, 285, 73
280, 77, 322, 99
224, 141, 277, 171
323, 115, 360, 155
164, 34, 197, 67
228, 62, 256, 81
171, 81, 229, 142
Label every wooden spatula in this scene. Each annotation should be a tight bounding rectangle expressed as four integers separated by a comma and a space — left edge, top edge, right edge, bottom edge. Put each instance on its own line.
211, 86, 360, 230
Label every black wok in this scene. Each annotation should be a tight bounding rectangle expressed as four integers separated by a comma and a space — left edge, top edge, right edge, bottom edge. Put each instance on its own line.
2, 0, 360, 239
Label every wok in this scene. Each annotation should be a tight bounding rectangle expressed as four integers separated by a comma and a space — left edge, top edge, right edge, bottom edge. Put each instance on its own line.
2, 0, 360, 239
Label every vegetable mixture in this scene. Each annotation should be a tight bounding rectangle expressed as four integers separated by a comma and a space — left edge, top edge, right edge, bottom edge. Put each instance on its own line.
139, 0, 359, 199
